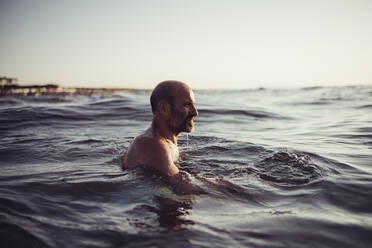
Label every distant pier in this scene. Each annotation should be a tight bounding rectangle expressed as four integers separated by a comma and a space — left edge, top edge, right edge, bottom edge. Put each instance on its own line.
0, 76, 138, 97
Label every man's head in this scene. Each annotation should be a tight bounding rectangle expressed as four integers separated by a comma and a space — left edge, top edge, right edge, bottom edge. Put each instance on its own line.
150, 80, 198, 134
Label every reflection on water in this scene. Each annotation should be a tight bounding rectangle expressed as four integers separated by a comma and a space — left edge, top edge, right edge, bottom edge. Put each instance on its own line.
153, 196, 195, 230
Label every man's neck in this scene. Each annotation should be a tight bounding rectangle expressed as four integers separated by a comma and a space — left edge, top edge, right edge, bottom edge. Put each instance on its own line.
151, 119, 178, 145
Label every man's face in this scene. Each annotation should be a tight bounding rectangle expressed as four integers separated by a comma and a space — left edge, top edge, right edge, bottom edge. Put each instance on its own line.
169, 88, 198, 134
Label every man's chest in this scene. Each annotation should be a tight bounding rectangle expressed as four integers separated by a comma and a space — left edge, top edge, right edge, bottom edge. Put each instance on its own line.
168, 143, 180, 163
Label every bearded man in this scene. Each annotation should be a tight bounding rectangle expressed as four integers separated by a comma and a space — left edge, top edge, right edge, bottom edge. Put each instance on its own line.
123, 80, 198, 178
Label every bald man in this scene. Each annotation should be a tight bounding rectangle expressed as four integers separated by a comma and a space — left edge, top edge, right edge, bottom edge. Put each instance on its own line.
123, 80, 198, 178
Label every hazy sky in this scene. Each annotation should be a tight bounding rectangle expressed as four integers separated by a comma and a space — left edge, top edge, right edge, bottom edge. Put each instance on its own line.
1, 0, 371, 89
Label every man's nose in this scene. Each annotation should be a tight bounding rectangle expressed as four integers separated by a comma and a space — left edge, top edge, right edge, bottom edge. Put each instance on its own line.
192, 105, 198, 117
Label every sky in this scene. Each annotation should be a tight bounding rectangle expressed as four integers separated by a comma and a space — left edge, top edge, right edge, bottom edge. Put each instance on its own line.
0, 0, 371, 89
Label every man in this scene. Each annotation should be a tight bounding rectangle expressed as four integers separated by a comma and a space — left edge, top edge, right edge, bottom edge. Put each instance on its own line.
123, 80, 198, 179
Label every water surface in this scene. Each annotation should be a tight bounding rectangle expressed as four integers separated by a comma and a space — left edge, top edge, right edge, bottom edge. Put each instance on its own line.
1, 86, 371, 247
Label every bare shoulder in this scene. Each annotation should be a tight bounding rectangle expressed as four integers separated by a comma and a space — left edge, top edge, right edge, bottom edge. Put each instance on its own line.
123, 131, 179, 176
122, 132, 152, 168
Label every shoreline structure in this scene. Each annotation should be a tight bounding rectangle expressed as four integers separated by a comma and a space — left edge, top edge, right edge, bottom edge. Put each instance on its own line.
0, 76, 147, 97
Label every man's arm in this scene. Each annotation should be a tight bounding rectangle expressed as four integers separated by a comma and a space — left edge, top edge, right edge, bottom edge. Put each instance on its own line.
147, 139, 179, 177
147, 140, 205, 194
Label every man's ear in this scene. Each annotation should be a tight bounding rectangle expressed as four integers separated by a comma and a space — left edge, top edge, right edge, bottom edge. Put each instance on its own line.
158, 101, 170, 116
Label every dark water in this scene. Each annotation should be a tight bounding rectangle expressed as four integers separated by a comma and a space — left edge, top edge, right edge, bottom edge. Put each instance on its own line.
1, 86, 371, 248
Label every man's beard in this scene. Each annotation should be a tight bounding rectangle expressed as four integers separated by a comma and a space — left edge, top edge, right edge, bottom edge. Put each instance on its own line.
170, 110, 195, 133
183, 116, 194, 132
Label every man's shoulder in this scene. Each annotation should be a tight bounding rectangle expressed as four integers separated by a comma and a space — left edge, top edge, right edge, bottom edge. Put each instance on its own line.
125, 131, 169, 165
133, 132, 167, 151
124, 129, 179, 176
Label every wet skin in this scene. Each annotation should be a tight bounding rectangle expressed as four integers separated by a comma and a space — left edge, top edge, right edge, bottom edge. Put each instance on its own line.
123, 82, 198, 178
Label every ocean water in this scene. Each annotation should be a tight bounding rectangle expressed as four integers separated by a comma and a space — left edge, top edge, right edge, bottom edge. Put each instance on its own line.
0, 86, 371, 248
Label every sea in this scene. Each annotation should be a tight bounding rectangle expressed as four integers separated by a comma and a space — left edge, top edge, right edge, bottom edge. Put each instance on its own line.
0, 85, 371, 248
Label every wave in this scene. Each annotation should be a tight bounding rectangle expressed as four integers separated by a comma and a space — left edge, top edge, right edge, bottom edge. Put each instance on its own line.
0, 103, 152, 131
197, 108, 289, 120
182, 135, 324, 188
255, 151, 323, 186
300, 86, 325, 91
0, 106, 93, 130
356, 104, 372, 109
